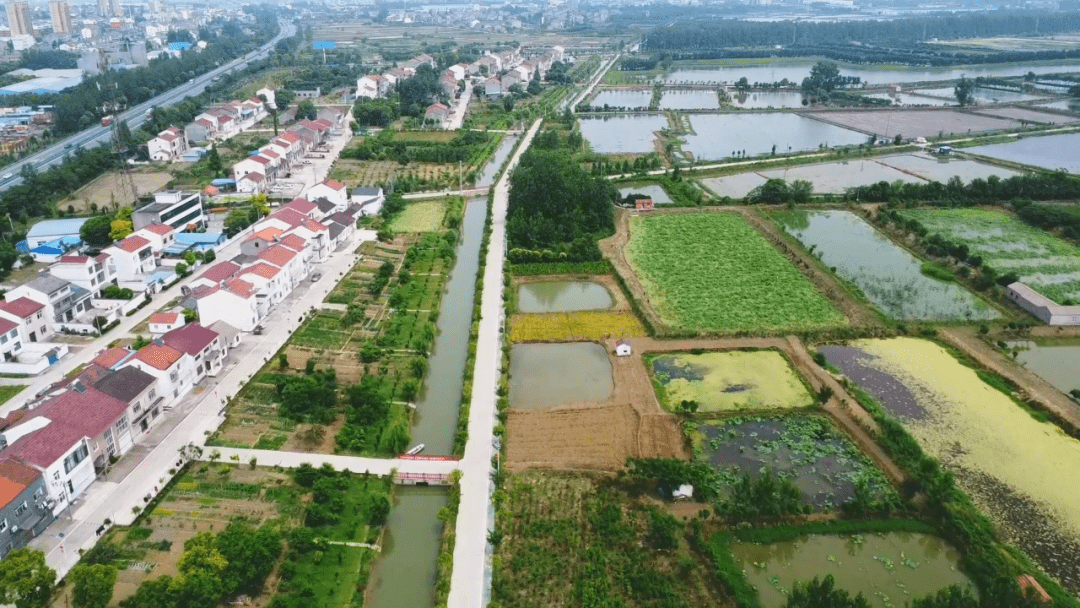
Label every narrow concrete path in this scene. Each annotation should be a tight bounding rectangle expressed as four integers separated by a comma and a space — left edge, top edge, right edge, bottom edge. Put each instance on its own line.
447, 118, 544, 608
197, 447, 459, 477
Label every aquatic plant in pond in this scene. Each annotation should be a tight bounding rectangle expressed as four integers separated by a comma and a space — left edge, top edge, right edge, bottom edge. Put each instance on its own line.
627, 213, 845, 332
694, 415, 896, 510
730, 532, 973, 608
774, 210, 999, 321
899, 208, 1080, 303
651, 350, 812, 412
826, 337, 1080, 593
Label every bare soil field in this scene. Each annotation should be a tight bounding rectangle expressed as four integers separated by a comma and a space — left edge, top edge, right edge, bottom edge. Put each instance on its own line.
807, 109, 1020, 137
972, 106, 1080, 125
63, 171, 174, 212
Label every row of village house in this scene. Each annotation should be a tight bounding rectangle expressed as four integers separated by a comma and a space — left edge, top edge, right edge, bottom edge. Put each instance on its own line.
0, 182, 381, 557
357, 46, 565, 105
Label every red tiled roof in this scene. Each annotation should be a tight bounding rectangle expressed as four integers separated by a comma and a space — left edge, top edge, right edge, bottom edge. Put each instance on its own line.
116, 235, 150, 253
217, 115, 232, 124
149, 312, 181, 326
6, 422, 86, 468
320, 178, 346, 191
141, 223, 173, 236
95, 252, 111, 263
0, 458, 39, 488
198, 261, 240, 284
261, 149, 280, 159
315, 119, 333, 129
257, 245, 297, 267
301, 218, 327, 232
195, 118, 214, 127
0, 297, 44, 319
238, 262, 280, 280
267, 208, 306, 228
246, 227, 283, 243
39, 386, 130, 439
0, 317, 17, 335
280, 132, 301, 143
92, 346, 131, 369
278, 234, 306, 251
162, 323, 218, 356
224, 278, 255, 299
240, 172, 264, 183
285, 198, 316, 214
58, 255, 89, 264
133, 344, 183, 370
159, 133, 177, 142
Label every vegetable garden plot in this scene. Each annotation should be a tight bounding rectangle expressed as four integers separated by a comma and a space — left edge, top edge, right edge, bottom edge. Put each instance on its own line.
626, 213, 846, 333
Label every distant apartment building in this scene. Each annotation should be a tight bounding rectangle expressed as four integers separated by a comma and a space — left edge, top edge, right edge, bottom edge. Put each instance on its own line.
48, 0, 71, 34
5, 0, 32, 37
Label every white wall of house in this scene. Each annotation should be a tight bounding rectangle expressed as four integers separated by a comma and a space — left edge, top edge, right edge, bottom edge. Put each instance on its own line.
196, 291, 260, 332
42, 438, 95, 516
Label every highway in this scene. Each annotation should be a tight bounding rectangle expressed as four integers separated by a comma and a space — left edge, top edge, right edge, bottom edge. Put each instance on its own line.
0, 19, 295, 192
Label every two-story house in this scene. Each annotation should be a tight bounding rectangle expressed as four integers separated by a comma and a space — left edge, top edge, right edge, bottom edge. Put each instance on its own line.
147, 126, 188, 162
49, 254, 116, 297
0, 458, 53, 557
162, 323, 224, 383
194, 278, 260, 332
91, 365, 162, 435
0, 297, 47, 343
0, 318, 23, 361
306, 179, 349, 213
236, 263, 287, 307
127, 343, 196, 402
257, 245, 304, 288
7, 274, 93, 329
104, 236, 156, 284
133, 223, 176, 254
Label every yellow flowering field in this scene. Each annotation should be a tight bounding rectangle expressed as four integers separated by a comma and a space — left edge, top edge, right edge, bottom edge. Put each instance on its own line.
510, 311, 645, 342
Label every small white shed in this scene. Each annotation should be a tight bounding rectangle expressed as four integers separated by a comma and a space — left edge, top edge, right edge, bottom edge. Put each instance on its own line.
673, 484, 694, 501
615, 340, 632, 357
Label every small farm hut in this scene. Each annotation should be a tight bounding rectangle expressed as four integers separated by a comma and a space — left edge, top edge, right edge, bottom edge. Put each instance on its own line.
615, 340, 632, 357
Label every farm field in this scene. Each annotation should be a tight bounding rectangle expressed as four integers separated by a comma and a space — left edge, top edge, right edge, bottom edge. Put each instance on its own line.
821, 337, 1080, 593
490, 471, 730, 608
328, 158, 458, 191
774, 210, 1000, 321
899, 208, 1080, 303
809, 109, 1020, 138
63, 462, 390, 608
692, 414, 898, 510
509, 311, 645, 342
649, 350, 813, 412
975, 106, 1080, 124
389, 199, 448, 233
63, 170, 173, 212
625, 213, 846, 333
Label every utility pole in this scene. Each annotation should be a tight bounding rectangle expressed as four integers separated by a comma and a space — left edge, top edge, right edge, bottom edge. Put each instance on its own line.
98, 52, 137, 206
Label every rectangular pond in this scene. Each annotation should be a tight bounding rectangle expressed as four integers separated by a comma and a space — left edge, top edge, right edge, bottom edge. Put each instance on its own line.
965, 132, 1080, 173
758, 158, 924, 194
729, 90, 806, 109
821, 337, 1080, 593
696, 415, 895, 510
731, 531, 973, 608
862, 92, 956, 107
1035, 99, 1080, 113
659, 89, 720, 110
701, 172, 769, 199
516, 280, 613, 313
618, 183, 673, 204
651, 350, 812, 412
683, 113, 867, 160
579, 114, 667, 155
652, 61, 1080, 86
914, 86, 1049, 104
875, 153, 1022, 182
773, 210, 999, 321
589, 88, 652, 109
1006, 339, 1080, 397
509, 342, 614, 409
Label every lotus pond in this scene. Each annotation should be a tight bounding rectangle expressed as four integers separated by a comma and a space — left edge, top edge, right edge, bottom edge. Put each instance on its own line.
693, 415, 896, 510
730, 531, 973, 608
650, 350, 812, 412
822, 337, 1080, 593
773, 210, 999, 321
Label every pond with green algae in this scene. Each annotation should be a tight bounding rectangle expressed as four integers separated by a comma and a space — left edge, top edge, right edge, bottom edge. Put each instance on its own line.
773, 210, 999, 321
731, 531, 973, 608
695, 415, 896, 510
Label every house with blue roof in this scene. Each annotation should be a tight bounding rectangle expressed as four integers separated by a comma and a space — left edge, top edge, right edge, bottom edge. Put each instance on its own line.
26, 218, 89, 249
175, 232, 225, 252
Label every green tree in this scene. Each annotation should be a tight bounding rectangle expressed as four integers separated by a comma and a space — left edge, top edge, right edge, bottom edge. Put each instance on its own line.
177, 532, 227, 578
215, 522, 282, 596
80, 215, 112, 246
785, 575, 870, 608
295, 99, 317, 121
0, 548, 55, 608
70, 564, 117, 608
954, 76, 975, 106
223, 209, 252, 237
206, 147, 223, 176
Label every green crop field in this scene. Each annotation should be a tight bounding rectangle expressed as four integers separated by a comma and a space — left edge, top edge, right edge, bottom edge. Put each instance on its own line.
390, 200, 447, 233
900, 208, 1080, 304
626, 213, 846, 332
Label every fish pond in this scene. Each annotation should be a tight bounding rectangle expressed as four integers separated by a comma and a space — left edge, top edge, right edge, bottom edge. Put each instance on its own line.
579, 114, 667, 154
821, 337, 1080, 593
899, 208, 1080, 304
1006, 339, 1080, 397
509, 342, 614, 409
650, 350, 812, 412
729, 90, 806, 109
730, 531, 973, 608
589, 88, 653, 109
914, 86, 1048, 104
516, 280, 613, 313
659, 89, 720, 110
618, 183, 673, 204
694, 415, 896, 510
965, 132, 1080, 173
773, 210, 999, 321
861, 92, 955, 106
758, 159, 924, 194
874, 154, 1021, 183
683, 113, 867, 160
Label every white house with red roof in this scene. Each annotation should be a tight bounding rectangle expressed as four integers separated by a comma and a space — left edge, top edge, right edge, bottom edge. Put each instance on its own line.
195, 277, 261, 332
103, 235, 157, 287
127, 342, 196, 402
162, 323, 225, 382
282, 197, 318, 219
190, 260, 240, 291
286, 218, 330, 262
236, 262, 287, 306
133, 223, 175, 254
0, 297, 48, 343
0, 317, 23, 361
147, 126, 189, 162
1, 415, 94, 515
237, 171, 265, 194
49, 253, 116, 297
148, 312, 184, 335
256, 244, 304, 288
306, 179, 349, 213
234, 154, 274, 188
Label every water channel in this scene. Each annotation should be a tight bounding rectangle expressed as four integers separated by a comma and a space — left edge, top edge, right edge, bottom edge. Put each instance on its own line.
476, 134, 519, 187
365, 487, 448, 608
654, 60, 1080, 85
